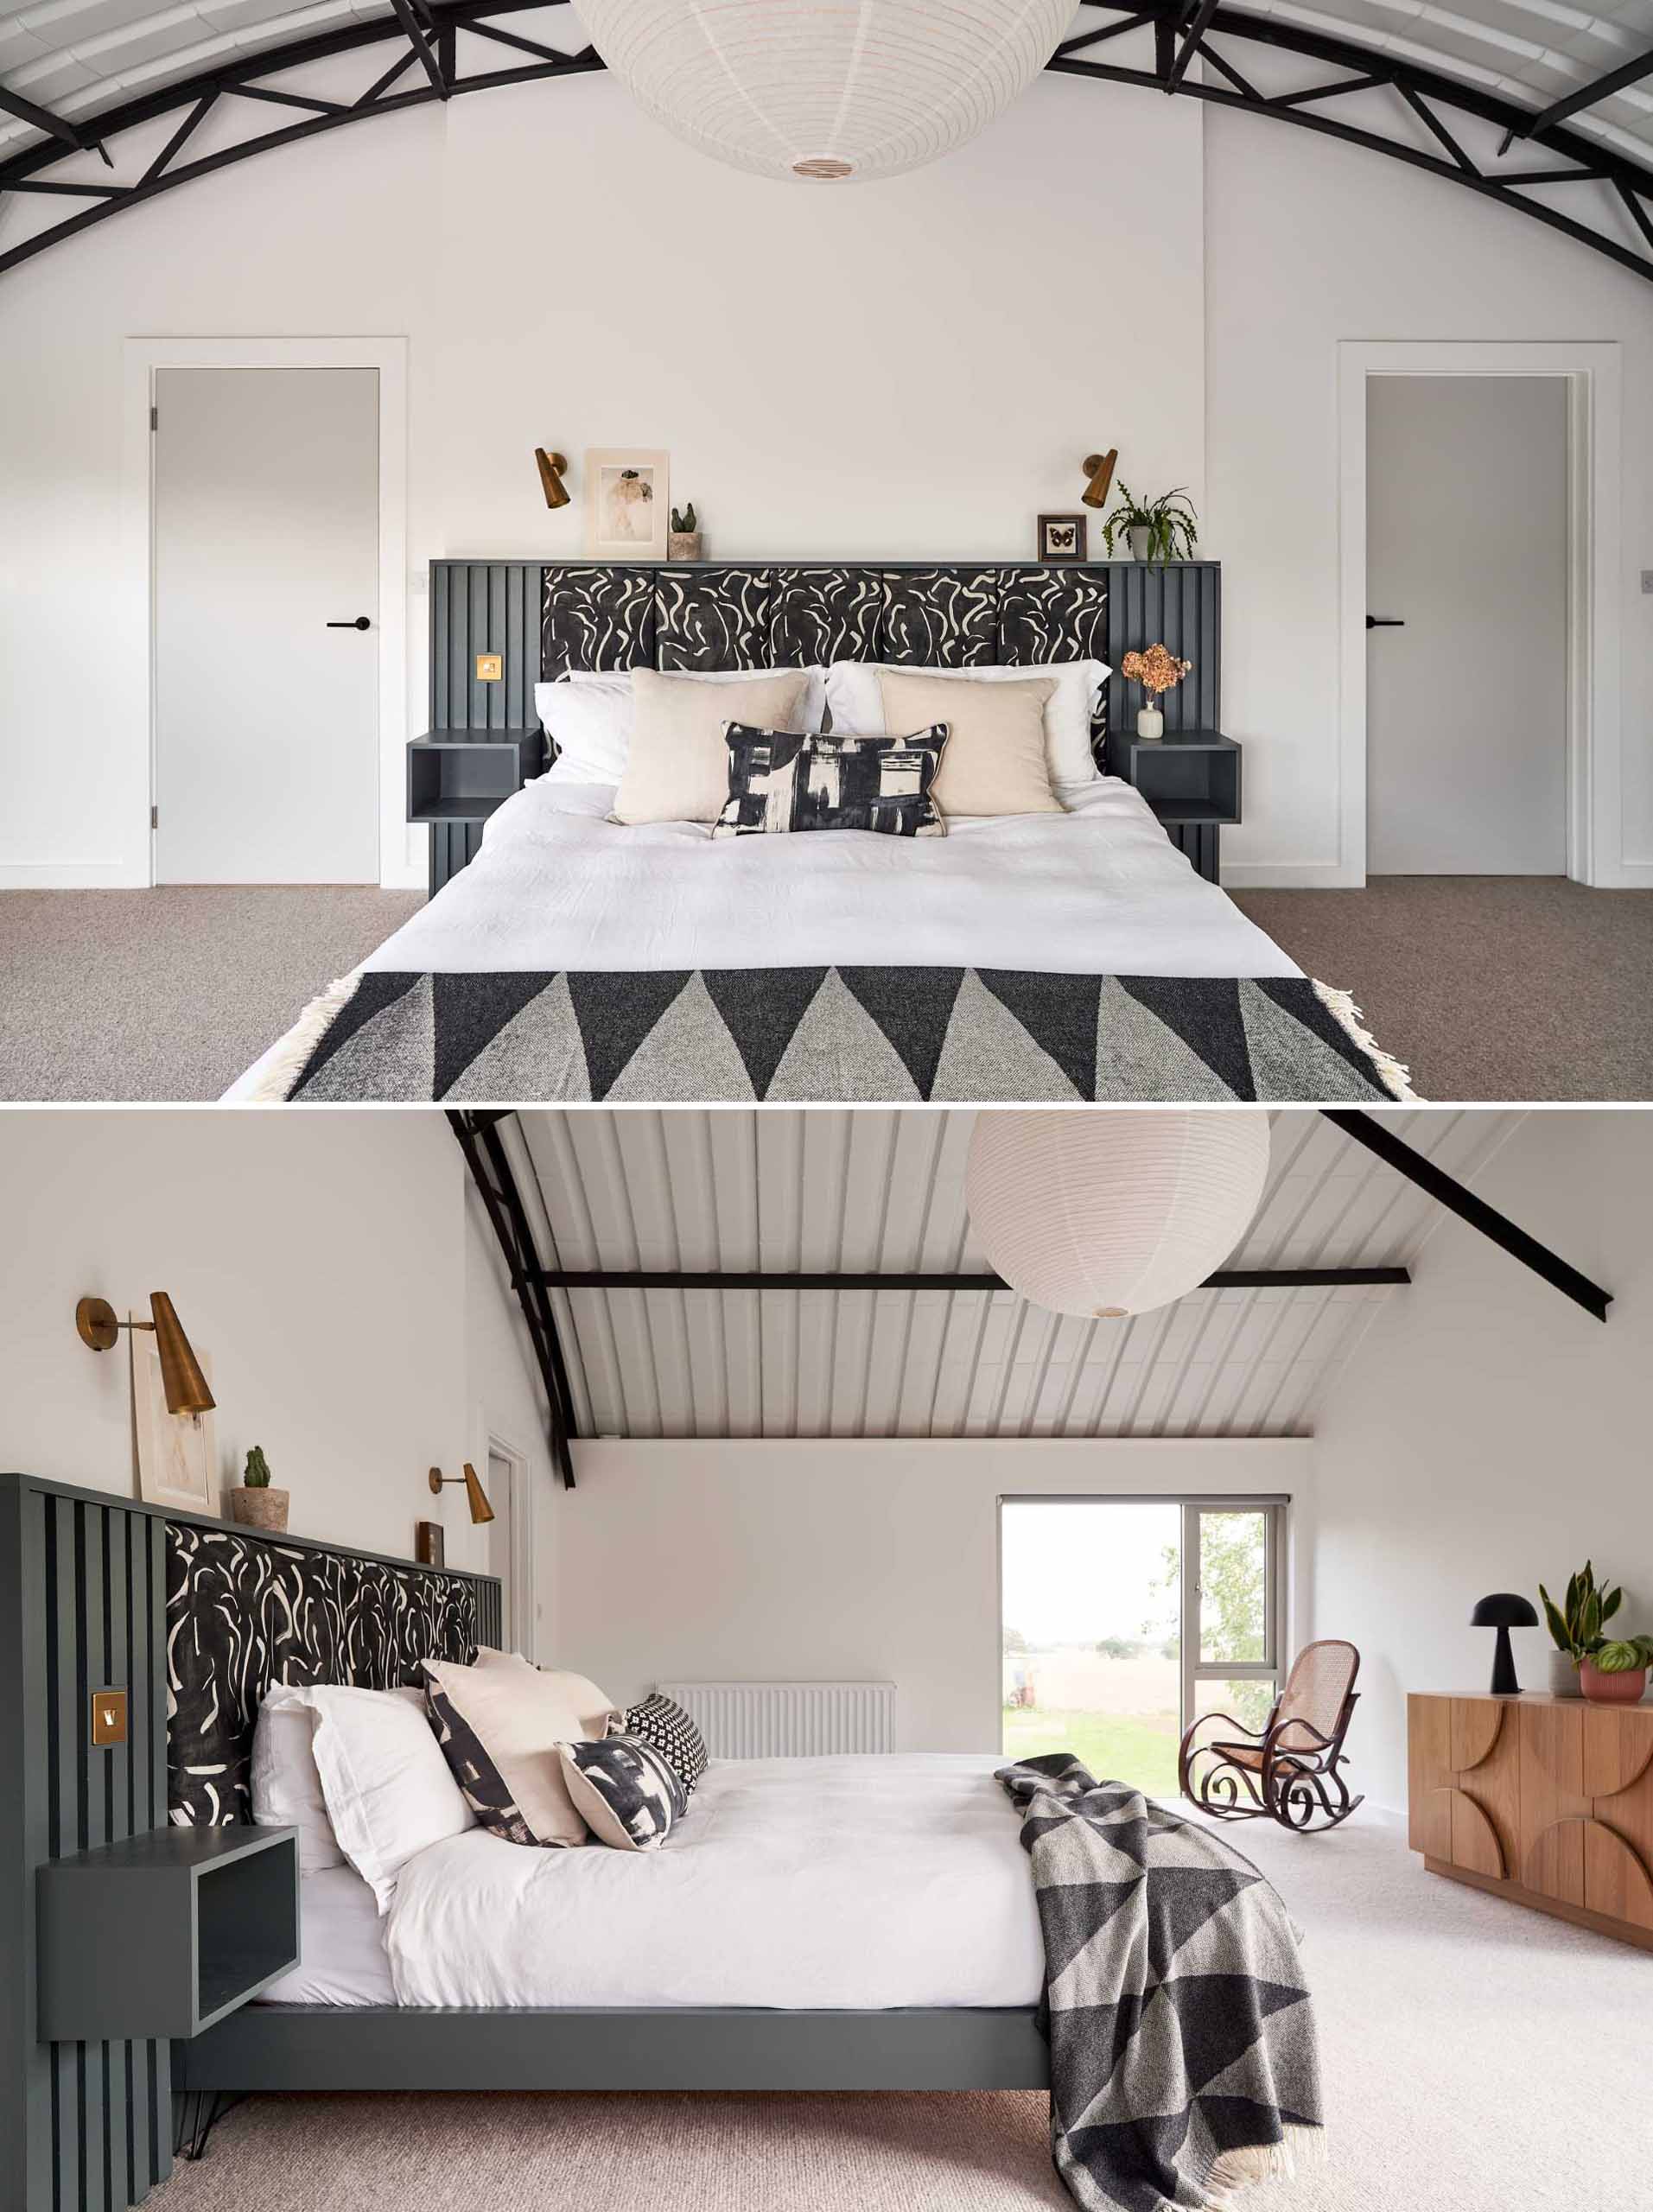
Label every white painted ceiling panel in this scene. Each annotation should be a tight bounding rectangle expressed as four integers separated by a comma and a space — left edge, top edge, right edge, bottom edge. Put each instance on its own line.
506, 1108, 1521, 1443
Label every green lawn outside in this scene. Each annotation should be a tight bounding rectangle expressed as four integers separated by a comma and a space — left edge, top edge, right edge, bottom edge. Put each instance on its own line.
1003, 1705, 1182, 1800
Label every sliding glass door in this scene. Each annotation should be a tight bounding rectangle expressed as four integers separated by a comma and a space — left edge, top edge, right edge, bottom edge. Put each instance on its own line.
1000, 1497, 1287, 1798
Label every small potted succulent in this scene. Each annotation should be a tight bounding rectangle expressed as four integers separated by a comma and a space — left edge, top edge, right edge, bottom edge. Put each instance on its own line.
1120, 643, 1192, 741
230, 1444, 289, 1534
668, 503, 702, 562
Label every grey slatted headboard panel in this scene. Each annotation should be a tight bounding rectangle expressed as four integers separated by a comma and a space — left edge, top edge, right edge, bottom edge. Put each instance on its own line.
429, 559, 1222, 744
0, 1472, 503, 2212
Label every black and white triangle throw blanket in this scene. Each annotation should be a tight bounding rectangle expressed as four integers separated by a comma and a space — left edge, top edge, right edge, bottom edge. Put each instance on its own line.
254, 964, 1415, 1102
997, 1755, 1325, 2212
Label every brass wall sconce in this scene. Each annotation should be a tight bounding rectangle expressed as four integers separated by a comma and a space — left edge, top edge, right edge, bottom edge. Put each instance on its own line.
429, 1462, 495, 1525
534, 448, 570, 510
1081, 448, 1118, 510
76, 1293, 216, 1415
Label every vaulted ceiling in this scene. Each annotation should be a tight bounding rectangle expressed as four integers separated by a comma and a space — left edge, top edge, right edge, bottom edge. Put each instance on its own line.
2, 3, 1650, 282
490, 1107, 1522, 1445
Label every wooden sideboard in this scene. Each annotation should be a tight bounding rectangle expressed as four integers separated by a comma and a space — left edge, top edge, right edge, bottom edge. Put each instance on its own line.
1408, 1692, 1653, 1949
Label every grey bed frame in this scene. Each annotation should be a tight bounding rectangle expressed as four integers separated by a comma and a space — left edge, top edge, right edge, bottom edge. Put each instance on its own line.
3, 1471, 1044, 2212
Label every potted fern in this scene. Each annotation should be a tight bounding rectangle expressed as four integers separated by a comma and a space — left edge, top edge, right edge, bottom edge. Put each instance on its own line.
1100, 484, 1198, 566
668, 503, 702, 562
230, 1444, 289, 1534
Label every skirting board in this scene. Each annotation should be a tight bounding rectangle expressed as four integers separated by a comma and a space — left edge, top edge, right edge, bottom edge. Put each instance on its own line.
1422, 1856, 1653, 1954
177, 2005, 1051, 2094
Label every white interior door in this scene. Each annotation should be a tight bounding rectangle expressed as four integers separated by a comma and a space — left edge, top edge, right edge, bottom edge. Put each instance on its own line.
153, 366, 379, 883
1366, 374, 1567, 875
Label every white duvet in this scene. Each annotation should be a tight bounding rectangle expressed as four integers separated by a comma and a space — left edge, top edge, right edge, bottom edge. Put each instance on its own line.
383, 1753, 1046, 2012
228, 772, 1298, 1097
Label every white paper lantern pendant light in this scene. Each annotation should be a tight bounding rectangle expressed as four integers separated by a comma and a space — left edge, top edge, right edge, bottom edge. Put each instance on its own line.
964, 1112, 1273, 1320
577, 2, 1077, 186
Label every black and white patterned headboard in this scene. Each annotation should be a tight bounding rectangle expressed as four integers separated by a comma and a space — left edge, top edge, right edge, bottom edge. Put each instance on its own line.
165, 1520, 501, 1826
428, 559, 1221, 743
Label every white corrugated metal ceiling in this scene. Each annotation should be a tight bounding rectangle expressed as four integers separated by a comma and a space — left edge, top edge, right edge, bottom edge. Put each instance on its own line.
3, 0, 1650, 163
500, 1108, 1521, 1442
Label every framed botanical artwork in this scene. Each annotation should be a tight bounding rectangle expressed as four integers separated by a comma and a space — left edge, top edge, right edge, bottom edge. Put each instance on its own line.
585, 447, 670, 562
132, 1327, 218, 1516
1038, 512, 1088, 564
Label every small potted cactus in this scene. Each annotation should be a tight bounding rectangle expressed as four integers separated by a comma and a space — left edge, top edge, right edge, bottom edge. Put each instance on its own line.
668, 503, 702, 562
230, 1444, 289, 1534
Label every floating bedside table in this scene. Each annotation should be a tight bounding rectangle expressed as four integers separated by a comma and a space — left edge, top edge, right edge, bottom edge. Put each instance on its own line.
408, 728, 547, 896
1112, 729, 1242, 886
37, 1825, 299, 2043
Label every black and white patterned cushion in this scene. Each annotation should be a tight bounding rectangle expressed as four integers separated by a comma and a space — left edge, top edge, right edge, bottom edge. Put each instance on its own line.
614, 1691, 709, 1794
712, 721, 949, 838
559, 1737, 687, 1851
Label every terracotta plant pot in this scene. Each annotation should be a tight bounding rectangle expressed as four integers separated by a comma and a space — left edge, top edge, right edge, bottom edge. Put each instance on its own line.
1580, 1658, 1647, 1705
230, 1486, 289, 1534
668, 531, 703, 563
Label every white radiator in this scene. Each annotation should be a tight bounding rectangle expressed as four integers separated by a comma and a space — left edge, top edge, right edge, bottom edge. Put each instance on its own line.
658, 1680, 894, 1758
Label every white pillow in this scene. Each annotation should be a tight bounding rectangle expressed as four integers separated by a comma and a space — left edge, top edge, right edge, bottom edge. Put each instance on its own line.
250, 1681, 426, 1878
423, 1654, 618, 1849
536, 665, 828, 785
251, 1687, 345, 1876
825, 658, 1107, 786
303, 1683, 476, 1913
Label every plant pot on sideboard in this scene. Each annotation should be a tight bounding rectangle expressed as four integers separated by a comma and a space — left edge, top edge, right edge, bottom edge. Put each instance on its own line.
1580, 1658, 1648, 1705
230, 1487, 289, 1533
1548, 1650, 1583, 1698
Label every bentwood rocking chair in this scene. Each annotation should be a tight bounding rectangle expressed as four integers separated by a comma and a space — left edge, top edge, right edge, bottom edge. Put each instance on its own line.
1178, 1639, 1364, 1832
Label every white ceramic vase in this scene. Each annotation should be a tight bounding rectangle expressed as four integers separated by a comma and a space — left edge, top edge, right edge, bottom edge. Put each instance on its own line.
1136, 706, 1164, 741
1548, 1649, 1582, 1698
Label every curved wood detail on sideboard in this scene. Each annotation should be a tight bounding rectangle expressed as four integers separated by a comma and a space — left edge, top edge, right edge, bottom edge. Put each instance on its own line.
1583, 1821, 1653, 1931
1450, 1699, 1505, 1775
1583, 1710, 1653, 1802
1524, 1816, 1587, 1907
1428, 1787, 1505, 1880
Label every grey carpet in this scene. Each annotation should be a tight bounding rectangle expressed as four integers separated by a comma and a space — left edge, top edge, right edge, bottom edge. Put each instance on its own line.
0, 888, 423, 1101
149, 1811, 1648, 2211
1233, 876, 1653, 1102
3, 878, 1649, 1103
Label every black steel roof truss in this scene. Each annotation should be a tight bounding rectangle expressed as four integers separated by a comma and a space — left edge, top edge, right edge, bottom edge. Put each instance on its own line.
0, 2, 1649, 285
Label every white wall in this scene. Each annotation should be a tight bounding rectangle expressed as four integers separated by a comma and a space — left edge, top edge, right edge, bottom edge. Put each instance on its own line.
550, 1436, 1311, 1750
0, 71, 1204, 889
1, 66, 1646, 888
0, 1109, 552, 1591
1311, 1110, 1650, 1814
1205, 102, 1653, 887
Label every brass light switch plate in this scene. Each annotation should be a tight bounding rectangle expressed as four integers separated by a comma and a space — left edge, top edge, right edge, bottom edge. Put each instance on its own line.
91, 1688, 127, 1746
475, 652, 504, 683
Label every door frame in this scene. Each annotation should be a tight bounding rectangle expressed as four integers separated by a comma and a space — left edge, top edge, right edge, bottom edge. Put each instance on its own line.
1337, 340, 1624, 889
120, 335, 413, 890
483, 1430, 537, 1661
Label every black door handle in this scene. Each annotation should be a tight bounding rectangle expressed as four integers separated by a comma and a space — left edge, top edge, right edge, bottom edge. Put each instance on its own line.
1365, 616, 1405, 629
327, 616, 372, 631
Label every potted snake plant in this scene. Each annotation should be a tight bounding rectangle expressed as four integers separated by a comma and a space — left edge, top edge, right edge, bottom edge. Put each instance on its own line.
230, 1444, 289, 1534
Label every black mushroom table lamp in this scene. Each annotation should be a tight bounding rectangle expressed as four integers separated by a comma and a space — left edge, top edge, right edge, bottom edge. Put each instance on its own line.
1472, 1592, 1540, 1694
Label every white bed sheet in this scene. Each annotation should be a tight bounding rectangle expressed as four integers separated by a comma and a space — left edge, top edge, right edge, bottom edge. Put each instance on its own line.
226, 773, 1298, 1099
385, 1754, 1045, 2012
257, 1863, 397, 2008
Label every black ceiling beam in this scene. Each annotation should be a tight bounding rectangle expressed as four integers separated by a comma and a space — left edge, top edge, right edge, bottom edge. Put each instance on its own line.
0, 0, 1649, 288
390, 0, 450, 99
1321, 1111, 1612, 1323
448, 1109, 579, 1487
534, 1266, 1409, 1294
0, 81, 104, 161
1167, 0, 1222, 93
1500, 44, 1653, 151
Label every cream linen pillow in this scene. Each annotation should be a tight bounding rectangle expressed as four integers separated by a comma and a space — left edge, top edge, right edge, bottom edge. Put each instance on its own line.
612, 669, 811, 824
876, 672, 1059, 817
423, 1654, 619, 1848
